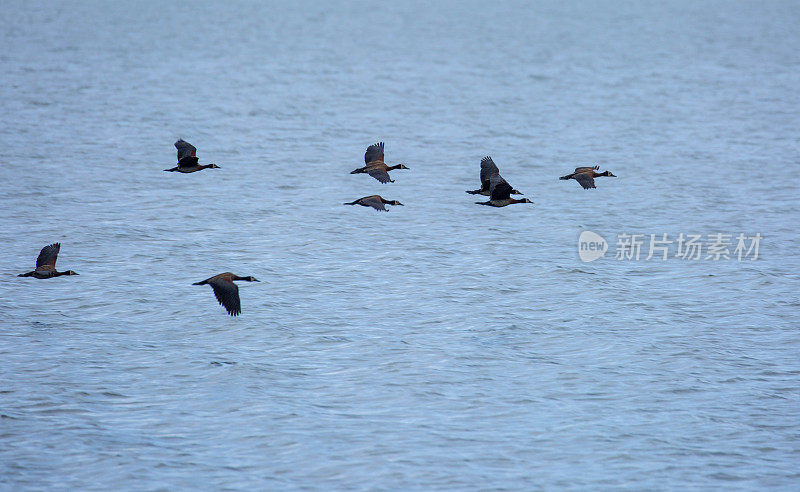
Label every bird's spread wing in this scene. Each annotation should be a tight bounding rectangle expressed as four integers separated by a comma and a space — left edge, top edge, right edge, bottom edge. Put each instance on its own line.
178, 156, 200, 168
480, 156, 500, 189
175, 139, 197, 162
367, 167, 393, 183
364, 142, 385, 164
489, 175, 513, 200
361, 196, 388, 211
35, 243, 60, 269
574, 165, 599, 173
488, 173, 509, 191
208, 278, 241, 316
574, 173, 596, 189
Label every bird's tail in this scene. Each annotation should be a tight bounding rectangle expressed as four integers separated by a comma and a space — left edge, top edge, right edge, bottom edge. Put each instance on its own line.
465, 189, 483, 194
559, 174, 573, 180
350, 168, 365, 174
192, 280, 207, 285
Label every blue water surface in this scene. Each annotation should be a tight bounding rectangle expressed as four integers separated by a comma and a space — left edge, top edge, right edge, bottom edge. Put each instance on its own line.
1, 1, 799, 489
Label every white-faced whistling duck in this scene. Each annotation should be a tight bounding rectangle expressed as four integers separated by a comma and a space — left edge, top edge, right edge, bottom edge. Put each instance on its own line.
193, 272, 259, 316
18, 243, 78, 278
475, 175, 533, 207
559, 165, 616, 189
164, 139, 221, 173
343, 195, 404, 212
466, 156, 522, 196
350, 142, 409, 183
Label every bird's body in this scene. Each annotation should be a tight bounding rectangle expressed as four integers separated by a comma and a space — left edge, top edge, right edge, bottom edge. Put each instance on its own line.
350, 142, 409, 183
475, 175, 533, 207
193, 272, 259, 316
559, 166, 616, 189
18, 243, 78, 278
164, 139, 220, 173
466, 156, 522, 195
344, 195, 404, 212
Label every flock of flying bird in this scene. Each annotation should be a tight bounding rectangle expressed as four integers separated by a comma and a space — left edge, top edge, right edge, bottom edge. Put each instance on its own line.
341, 141, 615, 210
17, 139, 616, 316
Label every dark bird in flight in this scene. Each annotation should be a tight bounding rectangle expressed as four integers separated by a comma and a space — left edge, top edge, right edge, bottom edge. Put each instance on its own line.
350, 142, 409, 183
475, 175, 533, 207
559, 165, 616, 189
466, 156, 522, 196
164, 139, 221, 173
193, 273, 259, 316
344, 195, 404, 212
18, 243, 78, 278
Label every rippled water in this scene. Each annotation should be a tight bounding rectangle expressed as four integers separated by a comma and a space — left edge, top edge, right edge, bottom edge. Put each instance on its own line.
2, 1, 799, 489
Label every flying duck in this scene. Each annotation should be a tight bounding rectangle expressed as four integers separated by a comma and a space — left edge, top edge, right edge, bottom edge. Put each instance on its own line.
350, 142, 409, 183
559, 165, 616, 189
344, 195, 404, 212
466, 156, 522, 195
475, 175, 533, 207
164, 139, 220, 173
18, 243, 78, 278
193, 273, 259, 316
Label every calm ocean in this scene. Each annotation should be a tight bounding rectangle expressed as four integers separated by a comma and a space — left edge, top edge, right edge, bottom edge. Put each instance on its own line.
1, 1, 798, 489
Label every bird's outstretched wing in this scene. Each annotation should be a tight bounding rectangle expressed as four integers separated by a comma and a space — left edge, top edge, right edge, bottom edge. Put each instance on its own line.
362, 196, 388, 211
35, 243, 60, 269
480, 156, 500, 189
208, 278, 241, 316
489, 176, 514, 200
367, 167, 393, 183
175, 139, 197, 162
574, 173, 596, 189
364, 142, 385, 164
